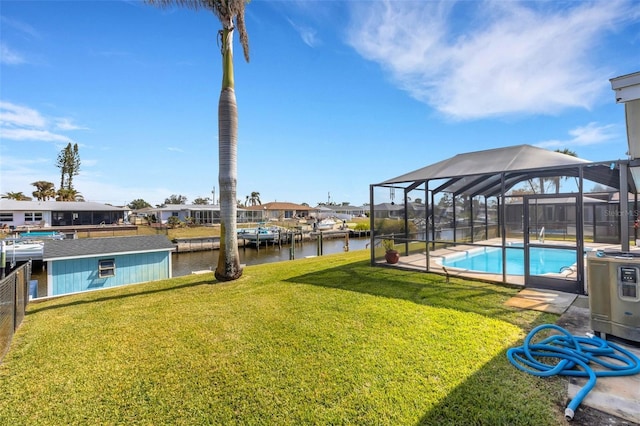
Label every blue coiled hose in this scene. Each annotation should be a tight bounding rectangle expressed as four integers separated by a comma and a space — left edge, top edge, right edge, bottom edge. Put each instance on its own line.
507, 324, 640, 421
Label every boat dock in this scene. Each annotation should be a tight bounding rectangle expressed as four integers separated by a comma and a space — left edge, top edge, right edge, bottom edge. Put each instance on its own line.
174, 229, 370, 253
0, 232, 65, 264
1, 229, 372, 260
174, 237, 220, 252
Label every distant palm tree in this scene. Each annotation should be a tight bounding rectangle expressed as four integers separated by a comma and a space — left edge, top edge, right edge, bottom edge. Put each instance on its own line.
147, 0, 250, 281
537, 148, 578, 194
31, 181, 56, 201
249, 191, 261, 206
1, 191, 31, 201
553, 148, 577, 193
56, 188, 84, 202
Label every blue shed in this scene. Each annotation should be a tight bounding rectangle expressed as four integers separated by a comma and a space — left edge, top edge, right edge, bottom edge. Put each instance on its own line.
42, 235, 175, 297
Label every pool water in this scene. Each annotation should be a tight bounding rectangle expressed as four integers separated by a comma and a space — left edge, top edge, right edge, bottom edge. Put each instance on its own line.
18, 231, 64, 240
19, 231, 61, 237
442, 246, 579, 275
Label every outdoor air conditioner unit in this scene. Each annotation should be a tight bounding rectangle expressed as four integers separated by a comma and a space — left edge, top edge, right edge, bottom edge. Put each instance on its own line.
587, 251, 640, 343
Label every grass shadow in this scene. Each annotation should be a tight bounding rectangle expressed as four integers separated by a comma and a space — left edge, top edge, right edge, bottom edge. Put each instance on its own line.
415, 347, 566, 425
285, 259, 557, 328
26, 275, 217, 315
286, 259, 566, 423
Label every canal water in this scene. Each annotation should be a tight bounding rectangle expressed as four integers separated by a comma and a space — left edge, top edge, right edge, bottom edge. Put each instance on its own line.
173, 237, 369, 276
28, 237, 371, 292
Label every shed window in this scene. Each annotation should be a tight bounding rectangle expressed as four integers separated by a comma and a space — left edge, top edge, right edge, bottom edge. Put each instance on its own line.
98, 259, 116, 278
0, 213, 13, 222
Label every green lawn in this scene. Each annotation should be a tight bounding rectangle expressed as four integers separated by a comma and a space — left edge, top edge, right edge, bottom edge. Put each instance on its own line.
0, 250, 566, 425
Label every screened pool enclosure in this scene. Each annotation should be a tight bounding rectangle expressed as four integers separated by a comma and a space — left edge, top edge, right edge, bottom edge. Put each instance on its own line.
369, 145, 639, 295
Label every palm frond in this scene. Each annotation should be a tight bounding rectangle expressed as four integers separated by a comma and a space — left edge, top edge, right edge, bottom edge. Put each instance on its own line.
146, 0, 250, 62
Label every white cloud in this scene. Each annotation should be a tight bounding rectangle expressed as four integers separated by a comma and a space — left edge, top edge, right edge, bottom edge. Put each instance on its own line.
0, 43, 25, 65
288, 18, 319, 47
168, 147, 184, 152
0, 16, 41, 66
0, 156, 51, 171
1, 16, 41, 40
568, 122, 618, 146
55, 117, 88, 131
536, 122, 618, 149
0, 128, 73, 143
0, 101, 47, 128
0, 154, 153, 206
0, 101, 85, 144
0, 155, 58, 196
347, 0, 638, 120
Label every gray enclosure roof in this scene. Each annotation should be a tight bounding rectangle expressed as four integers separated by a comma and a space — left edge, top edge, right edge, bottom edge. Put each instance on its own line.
378, 145, 632, 197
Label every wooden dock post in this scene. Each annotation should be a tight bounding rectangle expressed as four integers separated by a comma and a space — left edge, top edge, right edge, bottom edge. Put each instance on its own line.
317, 232, 323, 256
289, 235, 295, 260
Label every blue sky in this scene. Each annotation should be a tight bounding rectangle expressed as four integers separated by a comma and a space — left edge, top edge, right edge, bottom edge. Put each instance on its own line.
1, 0, 639, 207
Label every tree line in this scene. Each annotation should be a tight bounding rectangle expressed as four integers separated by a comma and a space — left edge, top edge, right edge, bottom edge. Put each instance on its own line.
128, 191, 263, 210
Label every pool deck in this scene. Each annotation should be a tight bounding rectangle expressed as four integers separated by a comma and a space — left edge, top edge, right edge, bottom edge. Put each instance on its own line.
385, 239, 627, 288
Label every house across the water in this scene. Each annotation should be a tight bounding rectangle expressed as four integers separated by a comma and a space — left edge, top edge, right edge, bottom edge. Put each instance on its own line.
244, 202, 312, 222
0, 200, 129, 230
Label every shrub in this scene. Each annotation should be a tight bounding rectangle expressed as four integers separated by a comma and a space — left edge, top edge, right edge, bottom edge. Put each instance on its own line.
382, 239, 395, 252
374, 218, 416, 235
167, 216, 182, 229
354, 222, 370, 231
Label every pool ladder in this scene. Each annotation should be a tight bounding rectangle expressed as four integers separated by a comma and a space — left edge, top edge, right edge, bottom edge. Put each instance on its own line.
538, 226, 545, 243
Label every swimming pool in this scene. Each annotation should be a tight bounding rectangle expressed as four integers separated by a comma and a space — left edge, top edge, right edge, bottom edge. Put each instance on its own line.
441, 245, 580, 275
19, 231, 60, 236
18, 231, 64, 240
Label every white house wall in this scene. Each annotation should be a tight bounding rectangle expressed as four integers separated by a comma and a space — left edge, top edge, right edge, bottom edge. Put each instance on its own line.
1, 210, 52, 228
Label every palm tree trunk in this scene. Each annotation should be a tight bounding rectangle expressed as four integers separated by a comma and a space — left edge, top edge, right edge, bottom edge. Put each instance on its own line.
215, 26, 242, 281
